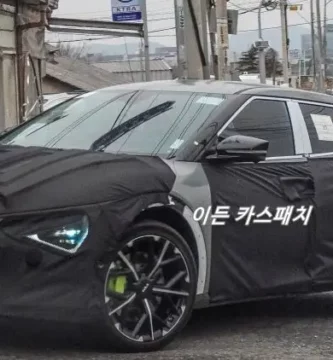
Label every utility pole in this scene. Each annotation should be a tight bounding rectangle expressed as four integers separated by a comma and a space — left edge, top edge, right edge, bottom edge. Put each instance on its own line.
258, 0, 266, 84
0, 3, 18, 130
316, 0, 324, 92
215, 0, 229, 80
323, 0, 327, 80
207, 1, 218, 79
323, 0, 332, 86
280, 0, 289, 85
323, 0, 333, 80
200, 0, 210, 79
298, 51, 301, 87
174, 0, 187, 78
15, 0, 24, 122
141, 0, 150, 81
139, 39, 144, 81
310, 0, 316, 88
183, 0, 210, 79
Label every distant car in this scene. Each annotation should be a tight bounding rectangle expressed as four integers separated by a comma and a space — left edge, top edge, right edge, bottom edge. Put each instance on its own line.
42, 91, 86, 111
1, 80, 333, 352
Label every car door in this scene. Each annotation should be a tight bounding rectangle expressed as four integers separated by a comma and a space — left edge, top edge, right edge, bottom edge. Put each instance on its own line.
297, 101, 333, 288
201, 97, 315, 303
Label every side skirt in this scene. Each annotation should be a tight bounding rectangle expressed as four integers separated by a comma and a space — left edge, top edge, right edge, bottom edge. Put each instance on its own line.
194, 285, 333, 310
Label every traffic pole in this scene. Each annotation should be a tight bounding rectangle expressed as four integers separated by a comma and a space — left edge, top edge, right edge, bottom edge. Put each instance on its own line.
141, 0, 150, 81
258, 0, 266, 84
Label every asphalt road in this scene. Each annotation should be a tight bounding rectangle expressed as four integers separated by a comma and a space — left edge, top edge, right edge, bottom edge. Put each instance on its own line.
1, 293, 333, 359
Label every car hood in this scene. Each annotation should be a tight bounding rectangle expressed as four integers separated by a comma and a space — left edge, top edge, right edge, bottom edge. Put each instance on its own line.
0, 145, 176, 215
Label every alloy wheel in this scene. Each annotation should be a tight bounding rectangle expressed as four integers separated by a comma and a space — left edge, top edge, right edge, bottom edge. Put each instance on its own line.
104, 234, 192, 343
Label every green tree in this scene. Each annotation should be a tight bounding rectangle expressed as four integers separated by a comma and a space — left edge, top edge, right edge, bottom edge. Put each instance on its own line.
237, 45, 283, 82
237, 45, 259, 73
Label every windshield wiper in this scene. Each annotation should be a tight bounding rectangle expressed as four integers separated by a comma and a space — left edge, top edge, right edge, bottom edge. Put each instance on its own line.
90, 101, 175, 152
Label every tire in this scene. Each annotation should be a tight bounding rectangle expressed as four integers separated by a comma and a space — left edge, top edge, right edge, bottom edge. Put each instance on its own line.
102, 220, 198, 353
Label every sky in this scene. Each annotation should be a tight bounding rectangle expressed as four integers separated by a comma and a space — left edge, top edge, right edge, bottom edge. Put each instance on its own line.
48, 0, 333, 51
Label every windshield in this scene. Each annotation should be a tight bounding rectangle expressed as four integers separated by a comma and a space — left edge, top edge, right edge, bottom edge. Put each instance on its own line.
0, 89, 227, 158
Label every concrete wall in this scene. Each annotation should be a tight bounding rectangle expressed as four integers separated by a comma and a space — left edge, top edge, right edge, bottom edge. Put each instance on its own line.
43, 76, 77, 94
0, 8, 19, 130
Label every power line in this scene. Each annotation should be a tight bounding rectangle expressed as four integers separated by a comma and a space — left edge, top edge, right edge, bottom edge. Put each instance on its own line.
54, 0, 173, 17
231, 0, 308, 7
123, 38, 135, 82
48, 16, 333, 45
230, 0, 309, 14
47, 27, 177, 44
239, 16, 333, 32
54, 0, 309, 18
84, 0, 309, 23
149, 26, 175, 33
150, 34, 176, 37
47, 34, 177, 44
49, 0, 316, 43
229, 1, 272, 14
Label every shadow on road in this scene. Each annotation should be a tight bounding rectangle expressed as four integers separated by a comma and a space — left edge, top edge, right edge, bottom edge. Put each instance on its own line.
0, 293, 332, 354
184, 292, 333, 338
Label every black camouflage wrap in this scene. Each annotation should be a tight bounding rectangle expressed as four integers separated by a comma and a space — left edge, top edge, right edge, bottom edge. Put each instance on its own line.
0, 145, 176, 321
202, 159, 317, 302
307, 156, 333, 284
1, 144, 333, 322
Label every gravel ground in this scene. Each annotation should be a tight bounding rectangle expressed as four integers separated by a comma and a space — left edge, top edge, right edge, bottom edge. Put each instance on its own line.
1, 293, 333, 359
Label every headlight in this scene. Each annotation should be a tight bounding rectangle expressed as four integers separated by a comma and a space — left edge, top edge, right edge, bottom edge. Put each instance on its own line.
24, 215, 89, 253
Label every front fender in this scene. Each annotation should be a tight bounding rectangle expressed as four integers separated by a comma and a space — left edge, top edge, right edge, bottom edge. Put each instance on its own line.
140, 196, 208, 297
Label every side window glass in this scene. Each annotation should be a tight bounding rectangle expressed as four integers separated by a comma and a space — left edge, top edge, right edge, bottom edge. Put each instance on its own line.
220, 99, 295, 157
299, 103, 333, 154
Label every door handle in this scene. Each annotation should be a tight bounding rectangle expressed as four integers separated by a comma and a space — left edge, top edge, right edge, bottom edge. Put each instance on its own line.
279, 176, 315, 202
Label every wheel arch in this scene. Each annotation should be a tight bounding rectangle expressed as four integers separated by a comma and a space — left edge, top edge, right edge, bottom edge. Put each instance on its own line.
133, 204, 207, 296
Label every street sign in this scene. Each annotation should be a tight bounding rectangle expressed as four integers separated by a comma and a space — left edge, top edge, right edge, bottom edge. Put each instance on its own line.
111, 0, 142, 22
288, 4, 303, 11
254, 40, 269, 49
289, 48, 301, 60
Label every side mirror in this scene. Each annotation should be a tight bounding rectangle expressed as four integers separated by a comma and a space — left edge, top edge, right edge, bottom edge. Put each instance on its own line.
208, 135, 269, 163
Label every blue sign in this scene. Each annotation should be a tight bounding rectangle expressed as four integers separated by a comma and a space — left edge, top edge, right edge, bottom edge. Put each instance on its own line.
111, 0, 142, 22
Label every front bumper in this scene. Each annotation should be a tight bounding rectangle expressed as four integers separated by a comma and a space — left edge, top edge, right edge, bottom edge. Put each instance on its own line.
0, 229, 105, 323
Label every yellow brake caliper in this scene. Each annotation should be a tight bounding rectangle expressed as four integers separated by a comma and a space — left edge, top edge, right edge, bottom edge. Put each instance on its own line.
108, 275, 127, 294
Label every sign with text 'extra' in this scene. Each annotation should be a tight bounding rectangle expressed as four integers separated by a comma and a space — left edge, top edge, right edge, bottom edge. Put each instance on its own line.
111, 0, 142, 22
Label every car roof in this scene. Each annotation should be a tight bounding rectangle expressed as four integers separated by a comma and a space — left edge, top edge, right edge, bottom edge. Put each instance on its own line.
98, 79, 270, 95
98, 79, 333, 104
242, 85, 333, 104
